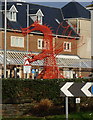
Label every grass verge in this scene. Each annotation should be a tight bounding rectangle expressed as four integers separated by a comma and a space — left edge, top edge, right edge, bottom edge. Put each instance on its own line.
2, 112, 93, 120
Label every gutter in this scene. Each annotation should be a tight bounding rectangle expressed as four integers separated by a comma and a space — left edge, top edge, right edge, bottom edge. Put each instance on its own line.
0, 28, 80, 39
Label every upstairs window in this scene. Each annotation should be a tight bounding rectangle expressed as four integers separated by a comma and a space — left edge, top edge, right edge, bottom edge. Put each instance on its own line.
36, 9, 44, 25
37, 39, 49, 50
63, 42, 71, 52
7, 5, 18, 22
9, 11, 16, 21
37, 15, 42, 25
11, 36, 24, 48
38, 39, 44, 49
30, 9, 44, 25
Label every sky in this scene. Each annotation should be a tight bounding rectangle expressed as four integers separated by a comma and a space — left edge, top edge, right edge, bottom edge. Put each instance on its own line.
26, 0, 92, 2
31, 2, 91, 8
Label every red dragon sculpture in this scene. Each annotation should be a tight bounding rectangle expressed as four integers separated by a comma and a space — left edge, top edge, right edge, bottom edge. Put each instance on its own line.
22, 21, 64, 79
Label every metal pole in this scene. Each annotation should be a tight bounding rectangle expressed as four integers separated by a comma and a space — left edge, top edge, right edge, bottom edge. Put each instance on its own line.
66, 97, 68, 120
14, 68, 17, 78
4, 0, 7, 78
91, 10, 93, 59
27, 4, 29, 52
25, 4, 29, 79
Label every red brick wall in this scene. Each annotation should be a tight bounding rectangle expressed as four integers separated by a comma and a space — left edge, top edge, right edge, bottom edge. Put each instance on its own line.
28, 34, 43, 52
2, 32, 27, 51
55, 37, 77, 55
1, 31, 77, 55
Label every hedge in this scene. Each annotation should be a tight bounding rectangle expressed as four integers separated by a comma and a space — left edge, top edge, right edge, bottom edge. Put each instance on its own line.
2, 78, 61, 104
2, 78, 93, 104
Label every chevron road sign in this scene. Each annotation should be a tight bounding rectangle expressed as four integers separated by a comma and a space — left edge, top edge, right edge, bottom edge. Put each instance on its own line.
60, 82, 93, 97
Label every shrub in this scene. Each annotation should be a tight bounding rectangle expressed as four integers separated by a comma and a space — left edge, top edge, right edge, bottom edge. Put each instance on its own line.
37, 98, 53, 111
2, 79, 60, 104
32, 99, 53, 116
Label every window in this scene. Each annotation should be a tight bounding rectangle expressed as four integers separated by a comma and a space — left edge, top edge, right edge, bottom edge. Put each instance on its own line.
30, 9, 44, 25
7, 5, 18, 22
37, 15, 42, 25
63, 42, 71, 52
11, 36, 24, 47
38, 39, 44, 49
36, 9, 44, 25
8, 11, 16, 21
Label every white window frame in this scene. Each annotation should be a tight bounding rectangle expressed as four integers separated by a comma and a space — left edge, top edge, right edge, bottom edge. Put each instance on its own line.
36, 9, 44, 25
63, 42, 71, 52
8, 11, 16, 21
37, 15, 42, 25
7, 5, 18, 22
11, 36, 24, 48
37, 39, 43, 49
30, 9, 44, 25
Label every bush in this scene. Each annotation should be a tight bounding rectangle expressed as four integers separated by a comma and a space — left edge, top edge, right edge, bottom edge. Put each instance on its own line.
2, 79, 60, 104
2, 78, 93, 104
23, 99, 64, 117
37, 99, 53, 111
32, 99, 53, 116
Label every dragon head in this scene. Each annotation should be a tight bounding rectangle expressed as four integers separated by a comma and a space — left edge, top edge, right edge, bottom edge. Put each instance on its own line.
31, 21, 39, 27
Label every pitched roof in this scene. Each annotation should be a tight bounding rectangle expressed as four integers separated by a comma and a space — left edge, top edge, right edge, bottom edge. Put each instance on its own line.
62, 1, 90, 19
1, 2, 79, 38
30, 9, 39, 14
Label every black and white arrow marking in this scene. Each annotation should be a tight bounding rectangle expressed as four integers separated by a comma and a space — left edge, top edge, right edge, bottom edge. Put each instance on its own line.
60, 82, 93, 97
81, 82, 93, 97
60, 82, 74, 97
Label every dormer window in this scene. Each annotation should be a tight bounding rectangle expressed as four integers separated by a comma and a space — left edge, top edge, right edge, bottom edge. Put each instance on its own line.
30, 9, 44, 25
7, 5, 18, 22
37, 15, 42, 25
9, 11, 16, 21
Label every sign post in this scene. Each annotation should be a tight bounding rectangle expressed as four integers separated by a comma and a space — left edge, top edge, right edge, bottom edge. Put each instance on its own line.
76, 98, 80, 104
60, 82, 93, 119
23, 56, 31, 78
14, 67, 17, 78
23, 65, 31, 74
66, 97, 68, 120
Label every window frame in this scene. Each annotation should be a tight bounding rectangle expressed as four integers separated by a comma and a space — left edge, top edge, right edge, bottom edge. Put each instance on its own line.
37, 15, 42, 25
7, 5, 18, 22
11, 36, 24, 48
8, 11, 17, 22
37, 39, 43, 49
63, 42, 71, 52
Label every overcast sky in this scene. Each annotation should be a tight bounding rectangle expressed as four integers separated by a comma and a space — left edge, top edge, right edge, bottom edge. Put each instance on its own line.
26, 0, 92, 2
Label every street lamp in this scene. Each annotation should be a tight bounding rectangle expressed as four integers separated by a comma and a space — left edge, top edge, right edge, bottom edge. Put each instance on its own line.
27, 4, 29, 52
4, 0, 7, 78
3, 2, 29, 78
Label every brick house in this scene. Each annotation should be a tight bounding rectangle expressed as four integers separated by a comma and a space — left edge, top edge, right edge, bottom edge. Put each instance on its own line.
0, 1, 92, 79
